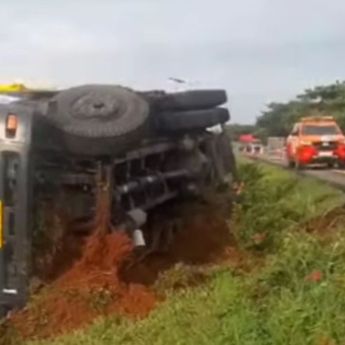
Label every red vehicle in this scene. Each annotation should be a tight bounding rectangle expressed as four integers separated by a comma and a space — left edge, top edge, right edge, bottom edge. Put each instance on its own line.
286, 116, 345, 168
239, 134, 263, 155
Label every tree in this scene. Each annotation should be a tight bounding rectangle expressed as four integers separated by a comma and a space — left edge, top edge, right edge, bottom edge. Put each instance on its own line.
226, 124, 256, 140
255, 81, 345, 136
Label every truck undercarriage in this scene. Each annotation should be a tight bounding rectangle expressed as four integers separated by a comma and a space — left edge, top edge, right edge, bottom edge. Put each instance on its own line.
0, 84, 237, 315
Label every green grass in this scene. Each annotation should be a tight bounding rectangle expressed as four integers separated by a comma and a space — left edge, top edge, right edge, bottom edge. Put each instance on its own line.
234, 163, 345, 248
19, 162, 345, 344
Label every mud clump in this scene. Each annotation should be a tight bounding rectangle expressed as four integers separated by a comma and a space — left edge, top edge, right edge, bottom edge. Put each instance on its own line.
11, 232, 156, 339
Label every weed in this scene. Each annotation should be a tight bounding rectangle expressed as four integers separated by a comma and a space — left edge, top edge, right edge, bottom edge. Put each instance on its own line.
88, 288, 114, 313
153, 263, 209, 295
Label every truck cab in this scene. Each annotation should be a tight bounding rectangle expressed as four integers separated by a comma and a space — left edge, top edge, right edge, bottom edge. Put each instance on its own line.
0, 103, 33, 314
286, 116, 345, 168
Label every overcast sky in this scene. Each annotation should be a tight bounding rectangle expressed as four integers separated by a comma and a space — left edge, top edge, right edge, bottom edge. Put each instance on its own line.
1, 0, 345, 123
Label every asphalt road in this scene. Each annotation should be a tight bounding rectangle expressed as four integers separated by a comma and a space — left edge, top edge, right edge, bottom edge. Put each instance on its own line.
248, 153, 345, 191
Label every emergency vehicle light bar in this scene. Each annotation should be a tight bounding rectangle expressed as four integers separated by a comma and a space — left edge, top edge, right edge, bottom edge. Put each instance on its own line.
301, 116, 335, 122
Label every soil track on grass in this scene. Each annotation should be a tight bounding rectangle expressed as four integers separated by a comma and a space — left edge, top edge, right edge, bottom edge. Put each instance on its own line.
7, 194, 246, 340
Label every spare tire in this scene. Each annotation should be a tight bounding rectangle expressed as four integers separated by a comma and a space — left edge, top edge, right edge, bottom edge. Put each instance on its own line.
143, 89, 227, 111
45, 85, 150, 156
156, 108, 230, 131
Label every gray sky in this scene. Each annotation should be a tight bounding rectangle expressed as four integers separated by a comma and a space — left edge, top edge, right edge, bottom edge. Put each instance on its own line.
1, 0, 345, 123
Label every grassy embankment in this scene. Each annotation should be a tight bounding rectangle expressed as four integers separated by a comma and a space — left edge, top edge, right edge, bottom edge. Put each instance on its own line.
17, 163, 345, 344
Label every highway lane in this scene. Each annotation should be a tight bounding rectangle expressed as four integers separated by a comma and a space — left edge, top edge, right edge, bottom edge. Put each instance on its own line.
246, 154, 345, 191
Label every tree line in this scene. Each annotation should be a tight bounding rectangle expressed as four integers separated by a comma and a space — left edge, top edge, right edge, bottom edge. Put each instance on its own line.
227, 80, 345, 141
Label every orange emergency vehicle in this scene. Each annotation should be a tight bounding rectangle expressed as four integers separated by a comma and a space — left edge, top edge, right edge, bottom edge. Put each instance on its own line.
286, 116, 345, 168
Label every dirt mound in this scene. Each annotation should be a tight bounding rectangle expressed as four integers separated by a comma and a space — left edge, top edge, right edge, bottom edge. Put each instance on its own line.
10, 232, 156, 339
121, 200, 237, 286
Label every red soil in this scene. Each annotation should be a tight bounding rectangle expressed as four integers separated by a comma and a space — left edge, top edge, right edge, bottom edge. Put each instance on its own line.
121, 202, 240, 285
9, 197, 246, 340
11, 232, 156, 339
305, 270, 323, 283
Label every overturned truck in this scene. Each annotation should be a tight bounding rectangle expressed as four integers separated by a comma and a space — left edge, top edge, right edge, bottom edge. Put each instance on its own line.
0, 84, 237, 313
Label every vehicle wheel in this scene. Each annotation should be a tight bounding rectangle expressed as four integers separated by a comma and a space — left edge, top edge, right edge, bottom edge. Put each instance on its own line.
288, 160, 295, 168
45, 85, 150, 156
327, 162, 335, 169
204, 138, 225, 187
338, 161, 345, 169
156, 108, 230, 131
143, 89, 227, 111
295, 161, 305, 170
215, 132, 238, 179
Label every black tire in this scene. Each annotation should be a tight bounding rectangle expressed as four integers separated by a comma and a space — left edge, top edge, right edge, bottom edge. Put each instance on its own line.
45, 85, 150, 156
143, 89, 227, 111
157, 108, 230, 131
295, 161, 305, 170
288, 160, 295, 168
338, 161, 345, 169
204, 134, 231, 187
217, 133, 238, 180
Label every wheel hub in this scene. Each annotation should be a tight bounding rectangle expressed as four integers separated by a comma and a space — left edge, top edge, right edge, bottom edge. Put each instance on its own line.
72, 93, 124, 120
